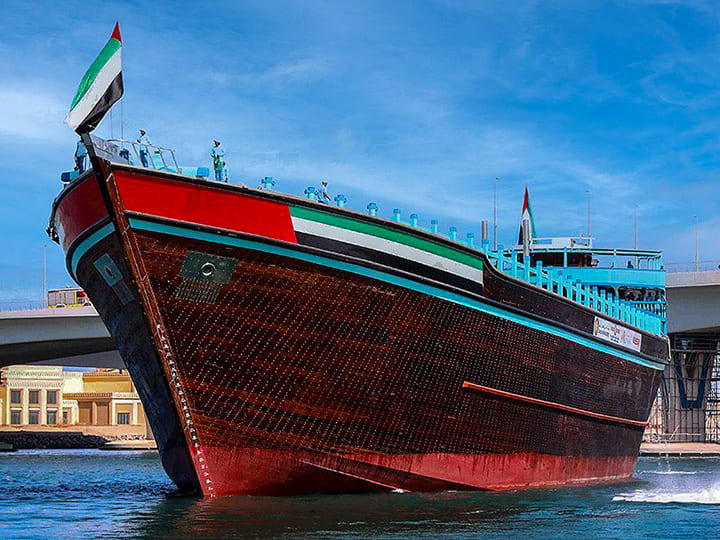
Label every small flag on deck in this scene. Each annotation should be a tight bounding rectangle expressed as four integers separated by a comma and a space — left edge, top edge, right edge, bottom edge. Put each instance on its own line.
518, 186, 537, 245
65, 22, 123, 134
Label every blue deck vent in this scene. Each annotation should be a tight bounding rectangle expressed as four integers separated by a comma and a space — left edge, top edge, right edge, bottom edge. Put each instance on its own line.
304, 186, 318, 200
367, 202, 378, 216
60, 171, 80, 184
334, 194, 347, 208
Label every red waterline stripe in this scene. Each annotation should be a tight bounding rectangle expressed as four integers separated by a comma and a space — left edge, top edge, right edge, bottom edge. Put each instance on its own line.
461, 381, 648, 427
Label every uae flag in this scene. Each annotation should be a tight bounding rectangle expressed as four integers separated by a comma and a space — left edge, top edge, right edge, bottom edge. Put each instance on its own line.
517, 186, 537, 245
65, 22, 123, 134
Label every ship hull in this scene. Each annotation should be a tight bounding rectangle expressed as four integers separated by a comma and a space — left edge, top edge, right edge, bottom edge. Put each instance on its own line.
51, 165, 667, 497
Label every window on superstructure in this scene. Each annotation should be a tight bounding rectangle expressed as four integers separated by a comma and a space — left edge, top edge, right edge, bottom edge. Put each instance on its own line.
28, 410, 39, 424
47, 390, 58, 404
62, 411, 69, 424
47, 410, 57, 425
10, 410, 21, 425
29, 390, 39, 405
117, 412, 130, 425
10, 390, 21, 404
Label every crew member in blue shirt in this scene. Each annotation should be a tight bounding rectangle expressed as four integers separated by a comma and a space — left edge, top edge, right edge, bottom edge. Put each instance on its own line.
137, 129, 151, 168
318, 180, 331, 203
212, 140, 226, 182
74, 140, 87, 173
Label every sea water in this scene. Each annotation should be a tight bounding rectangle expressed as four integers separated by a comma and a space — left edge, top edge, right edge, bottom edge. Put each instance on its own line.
0, 450, 718, 539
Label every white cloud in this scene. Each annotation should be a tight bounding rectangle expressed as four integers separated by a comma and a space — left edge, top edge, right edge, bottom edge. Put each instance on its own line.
0, 86, 69, 143
205, 57, 331, 88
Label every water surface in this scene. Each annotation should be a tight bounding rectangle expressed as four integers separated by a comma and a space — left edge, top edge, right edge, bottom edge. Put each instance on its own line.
0, 450, 718, 539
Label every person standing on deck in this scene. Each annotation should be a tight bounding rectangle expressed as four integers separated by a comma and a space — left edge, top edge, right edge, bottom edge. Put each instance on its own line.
212, 139, 227, 182
137, 129, 152, 168
318, 180, 331, 203
74, 139, 87, 173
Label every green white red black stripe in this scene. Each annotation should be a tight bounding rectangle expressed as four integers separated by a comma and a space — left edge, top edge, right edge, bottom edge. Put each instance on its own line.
65, 22, 123, 134
289, 206, 484, 284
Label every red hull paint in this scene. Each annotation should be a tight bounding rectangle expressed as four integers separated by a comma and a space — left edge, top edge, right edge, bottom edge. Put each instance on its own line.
114, 171, 298, 243
196, 447, 638, 496
55, 175, 108, 250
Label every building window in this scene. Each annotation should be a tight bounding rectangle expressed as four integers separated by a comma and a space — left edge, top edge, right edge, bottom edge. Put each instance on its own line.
28, 410, 39, 424
117, 412, 130, 425
10, 390, 21, 404
47, 390, 58, 404
47, 410, 57, 425
10, 410, 21, 425
29, 390, 40, 405
62, 411, 69, 424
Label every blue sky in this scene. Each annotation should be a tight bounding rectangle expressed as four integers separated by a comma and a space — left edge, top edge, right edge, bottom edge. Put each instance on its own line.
1, 0, 719, 305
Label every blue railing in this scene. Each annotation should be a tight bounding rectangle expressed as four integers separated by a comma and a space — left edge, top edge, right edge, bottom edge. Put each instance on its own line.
482, 247, 667, 335
320, 203, 668, 336
620, 300, 667, 319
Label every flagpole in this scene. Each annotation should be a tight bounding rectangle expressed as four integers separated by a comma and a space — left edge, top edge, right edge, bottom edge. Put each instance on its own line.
121, 97, 124, 143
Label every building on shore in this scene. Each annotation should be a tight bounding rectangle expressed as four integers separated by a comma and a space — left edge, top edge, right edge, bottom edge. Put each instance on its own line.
64, 369, 145, 427
0, 366, 146, 428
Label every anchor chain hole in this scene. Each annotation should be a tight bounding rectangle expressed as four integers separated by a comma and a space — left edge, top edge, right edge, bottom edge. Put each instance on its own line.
200, 262, 216, 277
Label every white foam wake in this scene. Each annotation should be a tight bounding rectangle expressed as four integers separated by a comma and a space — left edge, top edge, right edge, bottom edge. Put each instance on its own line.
613, 488, 720, 505
643, 471, 698, 475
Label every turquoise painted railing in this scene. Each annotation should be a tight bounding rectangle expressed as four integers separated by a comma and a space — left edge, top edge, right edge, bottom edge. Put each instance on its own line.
621, 300, 667, 319
482, 247, 667, 335
364, 207, 667, 336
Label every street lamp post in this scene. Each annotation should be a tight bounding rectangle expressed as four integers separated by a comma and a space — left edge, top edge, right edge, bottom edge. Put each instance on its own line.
493, 177, 498, 251
586, 190, 591, 240
634, 205, 638, 268
694, 215, 699, 273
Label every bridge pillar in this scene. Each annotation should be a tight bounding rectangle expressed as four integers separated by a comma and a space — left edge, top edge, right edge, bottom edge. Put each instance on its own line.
662, 333, 720, 442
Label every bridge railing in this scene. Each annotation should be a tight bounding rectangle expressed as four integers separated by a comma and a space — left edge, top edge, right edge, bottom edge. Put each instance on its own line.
665, 260, 720, 273
0, 300, 44, 312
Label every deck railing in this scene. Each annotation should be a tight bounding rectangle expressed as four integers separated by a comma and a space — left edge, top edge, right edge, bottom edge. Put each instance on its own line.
482, 246, 666, 335
352, 209, 667, 336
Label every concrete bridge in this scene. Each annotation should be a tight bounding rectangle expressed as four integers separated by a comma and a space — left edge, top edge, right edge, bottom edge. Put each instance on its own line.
658, 270, 720, 443
0, 306, 124, 369
666, 270, 720, 333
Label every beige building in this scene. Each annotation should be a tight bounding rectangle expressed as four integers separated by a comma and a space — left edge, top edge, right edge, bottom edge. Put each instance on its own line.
0, 366, 65, 426
64, 370, 146, 427
0, 366, 145, 428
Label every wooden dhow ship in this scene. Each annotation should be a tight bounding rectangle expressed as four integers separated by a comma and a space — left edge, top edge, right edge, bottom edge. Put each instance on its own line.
51, 25, 669, 496
48, 135, 669, 497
